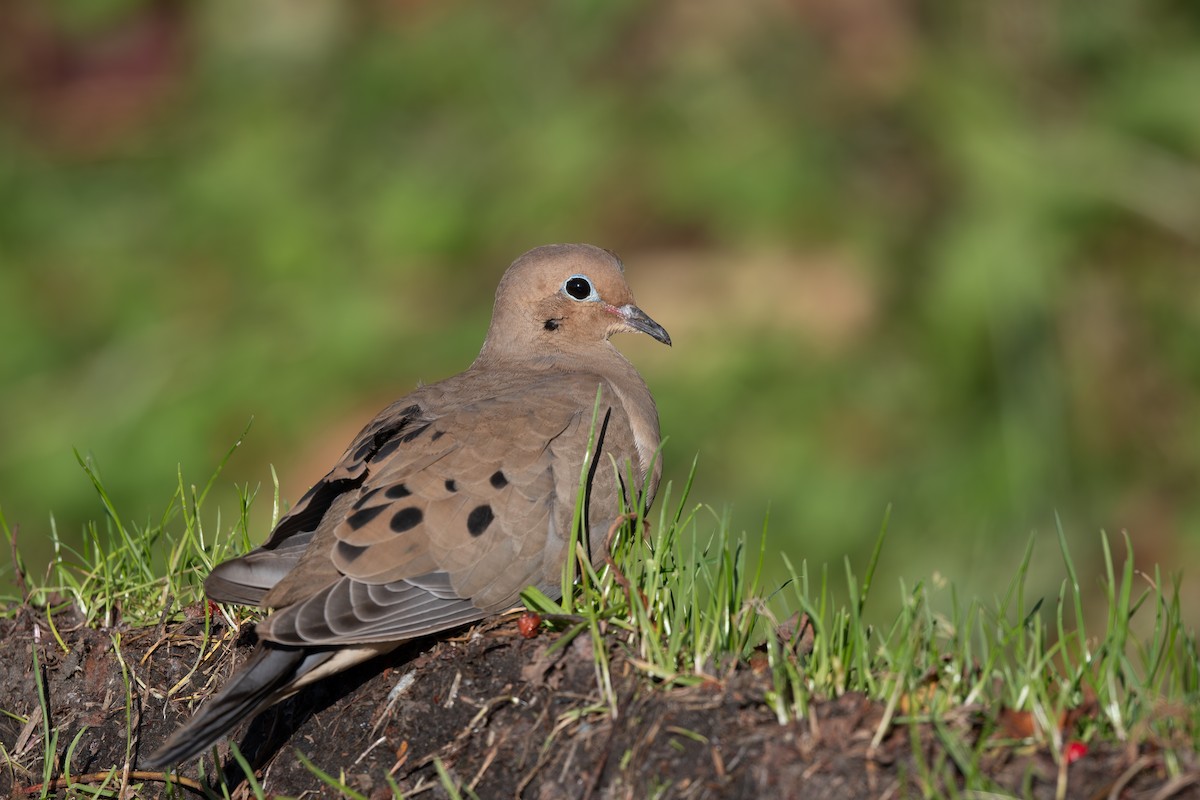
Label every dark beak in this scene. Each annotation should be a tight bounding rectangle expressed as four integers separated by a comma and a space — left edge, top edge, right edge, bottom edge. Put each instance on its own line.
617, 304, 672, 346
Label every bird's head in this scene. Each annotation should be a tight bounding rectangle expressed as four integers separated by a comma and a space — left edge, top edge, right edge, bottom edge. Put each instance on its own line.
478, 244, 671, 365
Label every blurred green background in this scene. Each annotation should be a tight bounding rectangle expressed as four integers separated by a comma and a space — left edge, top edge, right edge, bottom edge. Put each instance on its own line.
2, 0, 1198, 623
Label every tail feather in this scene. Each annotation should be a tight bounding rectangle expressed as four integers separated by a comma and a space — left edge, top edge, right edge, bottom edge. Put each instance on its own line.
144, 644, 315, 768
145, 640, 398, 768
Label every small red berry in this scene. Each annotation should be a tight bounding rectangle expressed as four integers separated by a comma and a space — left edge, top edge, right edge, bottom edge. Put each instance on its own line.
1065, 741, 1088, 764
517, 612, 542, 639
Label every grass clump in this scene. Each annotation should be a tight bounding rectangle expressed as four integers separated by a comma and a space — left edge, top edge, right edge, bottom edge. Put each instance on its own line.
2, 428, 264, 634
517, 412, 1198, 796
541, 472, 1198, 750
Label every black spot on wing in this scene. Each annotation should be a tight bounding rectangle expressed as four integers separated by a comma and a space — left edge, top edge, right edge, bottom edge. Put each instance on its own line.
372, 422, 432, 462
391, 507, 424, 533
352, 440, 373, 464
490, 471, 508, 489
345, 504, 386, 530
337, 541, 369, 563
400, 423, 431, 443
467, 505, 494, 537
262, 476, 362, 547
445, 479, 457, 492
352, 406, 420, 462
354, 485, 386, 508
362, 412, 434, 462
431, 430, 445, 441
385, 483, 412, 499
372, 434, 404, 462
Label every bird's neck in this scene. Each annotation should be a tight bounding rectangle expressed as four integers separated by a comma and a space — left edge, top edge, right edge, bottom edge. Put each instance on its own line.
470, 341, 661, 492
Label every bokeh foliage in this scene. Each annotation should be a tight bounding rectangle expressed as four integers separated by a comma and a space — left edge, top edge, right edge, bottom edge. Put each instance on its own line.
2, 0, 1198, 618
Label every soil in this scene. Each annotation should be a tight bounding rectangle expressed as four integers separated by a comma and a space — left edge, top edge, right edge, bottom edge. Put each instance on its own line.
0, 608, 1197, 799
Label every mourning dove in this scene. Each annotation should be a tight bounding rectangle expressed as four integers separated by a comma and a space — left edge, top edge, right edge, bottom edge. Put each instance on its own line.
146, 243, 670, 767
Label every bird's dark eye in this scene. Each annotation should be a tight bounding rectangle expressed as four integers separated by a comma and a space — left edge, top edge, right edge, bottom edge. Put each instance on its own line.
564, 275, 594, 301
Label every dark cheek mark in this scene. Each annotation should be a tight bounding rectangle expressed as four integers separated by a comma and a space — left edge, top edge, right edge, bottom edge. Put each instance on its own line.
385, 483, 412, 499
391, 507, 424, 533
445, 479, 457, 492
490, 470, 508, 489
467, 505, 494, 537
345, 504, 386, 530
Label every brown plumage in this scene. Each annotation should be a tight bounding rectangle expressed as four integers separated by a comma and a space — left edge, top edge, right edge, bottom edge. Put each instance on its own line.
146, 243, 670, 766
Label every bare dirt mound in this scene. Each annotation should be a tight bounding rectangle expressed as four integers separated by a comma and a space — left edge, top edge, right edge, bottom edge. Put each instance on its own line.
0, 610, 1195, 799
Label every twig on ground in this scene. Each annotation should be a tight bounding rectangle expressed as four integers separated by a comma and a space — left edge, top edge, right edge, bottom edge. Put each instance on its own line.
22, 770, 206, 796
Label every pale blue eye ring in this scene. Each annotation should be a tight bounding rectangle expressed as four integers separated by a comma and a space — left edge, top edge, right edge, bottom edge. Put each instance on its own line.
563, 275, 598, 301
